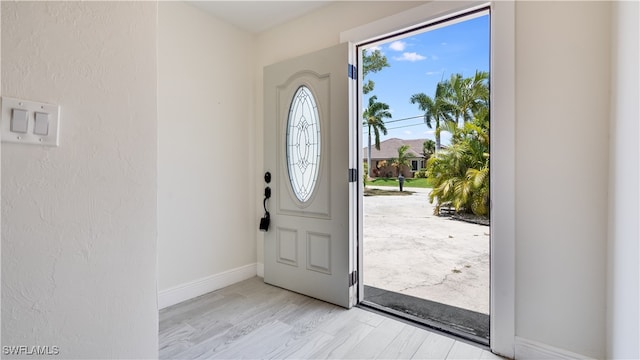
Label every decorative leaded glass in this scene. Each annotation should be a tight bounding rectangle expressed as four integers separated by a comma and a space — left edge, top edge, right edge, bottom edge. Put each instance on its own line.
286, 86, 321, 203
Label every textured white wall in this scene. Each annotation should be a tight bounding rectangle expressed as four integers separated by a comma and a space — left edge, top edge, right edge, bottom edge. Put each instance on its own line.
1, 2, 158, 358
515, 2, 610, 358
157, 2, 256, 291
607, 1, 640, 358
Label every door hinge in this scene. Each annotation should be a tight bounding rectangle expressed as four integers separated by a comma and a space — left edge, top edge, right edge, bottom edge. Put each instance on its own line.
349, 271, 358, 287
348, 64, 357, 80
348, 168, 358, 183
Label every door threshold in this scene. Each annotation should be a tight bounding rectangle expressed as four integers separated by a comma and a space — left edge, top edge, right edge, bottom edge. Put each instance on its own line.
360, 285, 489, 346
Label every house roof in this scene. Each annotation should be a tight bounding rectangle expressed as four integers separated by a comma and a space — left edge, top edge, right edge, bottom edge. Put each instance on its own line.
362, 138, 427, 160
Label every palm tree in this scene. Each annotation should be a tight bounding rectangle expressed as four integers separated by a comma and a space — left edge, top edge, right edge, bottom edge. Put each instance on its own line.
410, 82, 453, 152
362, 49, 390, 95
363, 95, 391, 177
444, 71, 489, 125
427, 105, 490, 217
391, 144, 412, 177
423, 139, 436, 160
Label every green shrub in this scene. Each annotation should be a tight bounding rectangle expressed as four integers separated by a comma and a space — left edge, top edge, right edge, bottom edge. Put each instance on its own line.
427, 109, 489, 217
414, 168, 429, 178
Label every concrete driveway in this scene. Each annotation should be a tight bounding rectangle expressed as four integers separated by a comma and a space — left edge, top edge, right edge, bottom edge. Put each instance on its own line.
363, 186, 489, 314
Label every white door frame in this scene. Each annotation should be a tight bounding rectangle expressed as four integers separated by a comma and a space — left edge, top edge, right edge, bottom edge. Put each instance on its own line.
341, 1, 516, 357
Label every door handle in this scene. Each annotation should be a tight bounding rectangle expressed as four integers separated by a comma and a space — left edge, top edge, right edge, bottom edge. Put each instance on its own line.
259, 211, 270, 231
260, 172, 271, 231
260, 187, 271, 231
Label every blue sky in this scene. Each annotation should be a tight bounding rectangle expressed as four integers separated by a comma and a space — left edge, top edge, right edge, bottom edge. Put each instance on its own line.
363, 14, 489, 146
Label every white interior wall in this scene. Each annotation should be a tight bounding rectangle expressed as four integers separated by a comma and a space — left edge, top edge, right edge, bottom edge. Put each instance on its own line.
607, 1, 640, 358
514, 2, 610, 358
157, 2, 256, 296
1, 2, 158, 358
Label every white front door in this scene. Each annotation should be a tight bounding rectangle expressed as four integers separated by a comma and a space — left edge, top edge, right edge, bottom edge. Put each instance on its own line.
263, 43, 356, 308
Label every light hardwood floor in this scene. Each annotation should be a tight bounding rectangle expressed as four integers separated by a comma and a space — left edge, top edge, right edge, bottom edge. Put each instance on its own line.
159, 277, 503, 359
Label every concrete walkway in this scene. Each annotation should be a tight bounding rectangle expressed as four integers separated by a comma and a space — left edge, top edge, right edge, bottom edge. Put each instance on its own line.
363, 186, 489, 314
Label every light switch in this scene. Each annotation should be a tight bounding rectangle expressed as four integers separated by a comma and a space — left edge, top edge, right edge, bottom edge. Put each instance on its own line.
34, 112, 50, 136
11, 108, 28, 133
2, 97, 60, 146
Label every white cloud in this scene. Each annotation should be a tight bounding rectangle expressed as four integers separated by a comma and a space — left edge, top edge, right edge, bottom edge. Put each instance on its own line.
441, 42, 448, 46
426, 68, 446, 76
366, 45, 382, 54
389, 41, 406, 51
431, 55, 439, 61
394, 52, 427, 62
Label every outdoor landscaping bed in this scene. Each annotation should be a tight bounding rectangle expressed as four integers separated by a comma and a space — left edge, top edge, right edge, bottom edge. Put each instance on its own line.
364, 188, 414, 196
440, 208, 490, 226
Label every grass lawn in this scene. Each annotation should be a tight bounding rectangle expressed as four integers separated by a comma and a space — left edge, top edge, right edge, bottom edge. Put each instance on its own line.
365, 177, 434, 188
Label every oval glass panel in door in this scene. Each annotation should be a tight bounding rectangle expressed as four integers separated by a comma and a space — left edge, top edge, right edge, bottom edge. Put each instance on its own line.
286, 85, 321, 203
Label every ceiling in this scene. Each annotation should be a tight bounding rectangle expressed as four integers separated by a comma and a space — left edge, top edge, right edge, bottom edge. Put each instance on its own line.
187, 1, 333, 34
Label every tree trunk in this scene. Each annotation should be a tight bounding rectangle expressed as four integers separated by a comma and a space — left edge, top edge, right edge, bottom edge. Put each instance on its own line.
367, 129, 372, 178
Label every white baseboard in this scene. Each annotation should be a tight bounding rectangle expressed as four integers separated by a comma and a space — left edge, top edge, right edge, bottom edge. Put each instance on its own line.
515, 337, 594, 360
158, 263, 257, 309
257, 262, 264, 277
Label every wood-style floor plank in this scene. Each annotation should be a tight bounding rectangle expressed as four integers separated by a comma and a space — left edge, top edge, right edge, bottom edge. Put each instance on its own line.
377, 325, 431, 359
479, 349, 506, 359
411, 332, 456, 359
159, 277, 501, 360
342, 317, 407, 359
308, 319, 377, 359
446, 341, 484, 359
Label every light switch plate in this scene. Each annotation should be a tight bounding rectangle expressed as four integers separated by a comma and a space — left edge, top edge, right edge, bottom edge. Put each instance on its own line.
1, 97, 60, 146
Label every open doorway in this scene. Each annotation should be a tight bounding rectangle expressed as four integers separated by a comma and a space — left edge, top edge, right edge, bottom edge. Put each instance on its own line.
359, 9, 491, 345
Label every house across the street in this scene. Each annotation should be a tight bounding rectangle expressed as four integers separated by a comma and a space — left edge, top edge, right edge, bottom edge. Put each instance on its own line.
363, 138, 428, 178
